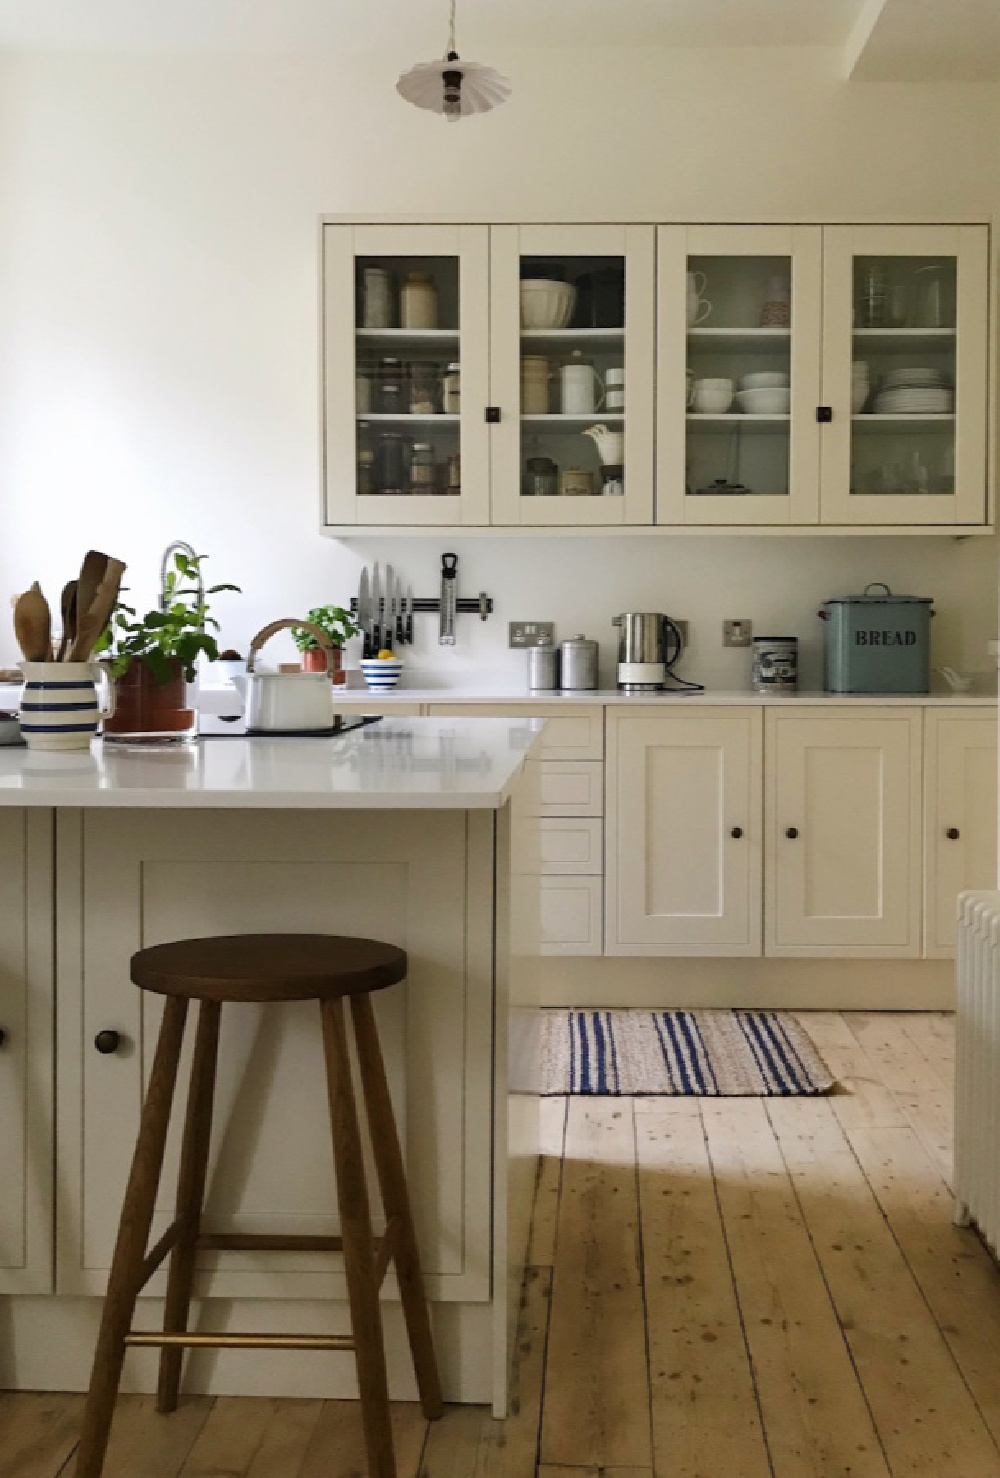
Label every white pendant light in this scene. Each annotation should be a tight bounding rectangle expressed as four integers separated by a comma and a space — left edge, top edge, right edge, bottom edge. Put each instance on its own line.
396, 0, 511, 123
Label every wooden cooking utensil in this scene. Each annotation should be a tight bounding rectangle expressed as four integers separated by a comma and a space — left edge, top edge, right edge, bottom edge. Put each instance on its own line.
13, 582, 52, 663
69, 557, 126, 663
56, 580, 78, 662
74, 550, 110, 644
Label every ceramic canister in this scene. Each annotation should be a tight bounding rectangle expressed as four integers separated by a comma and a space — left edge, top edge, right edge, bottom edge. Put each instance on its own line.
19, 660, 116, 750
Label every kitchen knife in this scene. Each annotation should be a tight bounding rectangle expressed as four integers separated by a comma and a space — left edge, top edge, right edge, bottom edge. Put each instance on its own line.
371, 562, 381, 654
404, 585, 414, 645
396, 573, 406, 646
439, 552, 457, 646
385, 563, 395, 652
358, 567, 371, 659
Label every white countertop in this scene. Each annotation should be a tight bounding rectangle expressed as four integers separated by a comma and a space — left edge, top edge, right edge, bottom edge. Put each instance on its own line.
0, 717, 542, 810
327, 685, 996, 709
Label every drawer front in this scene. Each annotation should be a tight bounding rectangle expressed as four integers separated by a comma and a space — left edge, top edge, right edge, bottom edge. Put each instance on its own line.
539, 818, 603, 875
540, 875, 603, 956
533, 761, 604, 818
430, 704, 604, 761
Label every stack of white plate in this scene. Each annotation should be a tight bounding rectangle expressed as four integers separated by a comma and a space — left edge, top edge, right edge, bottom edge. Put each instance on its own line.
873, 368, 953, 415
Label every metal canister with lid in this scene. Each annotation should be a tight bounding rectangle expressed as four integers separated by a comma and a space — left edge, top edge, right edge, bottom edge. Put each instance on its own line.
559, 634, 599, 691
527, 644, 559, 691
751, 637, 798, 693
819, 582, 933, 694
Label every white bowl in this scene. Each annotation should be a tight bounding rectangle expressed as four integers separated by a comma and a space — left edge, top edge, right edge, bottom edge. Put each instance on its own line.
359, 659, 403, 692
739, 371, 788, 391
735, 388, 791, 415
520, 279, 577, 330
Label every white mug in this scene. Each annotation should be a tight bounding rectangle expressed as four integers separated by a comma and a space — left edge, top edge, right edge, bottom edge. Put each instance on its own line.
561, 362, 605, 415
686, 270, 712, 327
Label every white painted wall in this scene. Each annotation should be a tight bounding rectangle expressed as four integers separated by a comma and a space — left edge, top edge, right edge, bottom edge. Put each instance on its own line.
0, 44, 997, 685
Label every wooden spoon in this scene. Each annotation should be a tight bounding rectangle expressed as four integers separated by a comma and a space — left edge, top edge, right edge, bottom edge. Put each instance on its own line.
13, 582, 52, 663
74, 551, 110, 646
69, 558, 126, 662
56, 580, 78, 661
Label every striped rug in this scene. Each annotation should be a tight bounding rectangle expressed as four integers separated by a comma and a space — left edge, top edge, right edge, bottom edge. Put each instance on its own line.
540, 1009, 834, 1096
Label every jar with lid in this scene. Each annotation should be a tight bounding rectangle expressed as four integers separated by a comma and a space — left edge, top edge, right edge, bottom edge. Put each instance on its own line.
409, 361, 439, 415
357, 444, 375, 495
559, 635, 599, 691
524, 456, 557, 497
443, 363, 461, 415
361, 266, 393, 329
374, 433, 408, 494
400, 271, 438, 330
374, 357, 407, 415
409, 442, 435, 495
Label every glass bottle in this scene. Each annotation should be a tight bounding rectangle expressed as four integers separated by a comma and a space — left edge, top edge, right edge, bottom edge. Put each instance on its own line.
400, 271, 438, 330
409, 441, 435, 494
443, 363, 461, 414
374, 357, 407, 415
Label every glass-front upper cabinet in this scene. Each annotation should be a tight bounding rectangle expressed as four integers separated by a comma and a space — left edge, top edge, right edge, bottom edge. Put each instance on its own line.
820, 226, 988, 526
323, 224, 490, 527
490, 225, 655, 526
657, 226, 822, 525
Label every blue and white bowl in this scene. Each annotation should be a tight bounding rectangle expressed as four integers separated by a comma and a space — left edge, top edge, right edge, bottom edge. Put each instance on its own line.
359, 659, 403, 692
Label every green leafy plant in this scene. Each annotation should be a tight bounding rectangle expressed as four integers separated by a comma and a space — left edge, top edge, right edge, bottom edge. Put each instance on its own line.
292, 605, 359, 651
95, 552, 240, 684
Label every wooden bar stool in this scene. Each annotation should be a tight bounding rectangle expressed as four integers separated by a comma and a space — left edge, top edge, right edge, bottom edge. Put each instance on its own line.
74, 933, 443, 1478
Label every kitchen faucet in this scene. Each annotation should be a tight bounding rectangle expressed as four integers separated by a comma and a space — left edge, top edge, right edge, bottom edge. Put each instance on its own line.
158, 539, 203, 614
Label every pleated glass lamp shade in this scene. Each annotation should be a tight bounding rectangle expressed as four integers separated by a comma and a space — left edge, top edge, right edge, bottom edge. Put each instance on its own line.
396, 55, 511, 121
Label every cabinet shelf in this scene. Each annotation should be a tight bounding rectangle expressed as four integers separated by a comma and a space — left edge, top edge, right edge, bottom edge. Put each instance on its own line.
852, 328, 956, 348
520, 328, 624, 345
521, 413, 624, 426
852, 414, 955, 429
687, 414, 789, 434
357, 413, 460, 424
356, 329, 460, 346
687, 328, 791, 347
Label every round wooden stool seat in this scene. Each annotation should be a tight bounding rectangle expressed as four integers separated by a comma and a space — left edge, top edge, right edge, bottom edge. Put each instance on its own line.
131, 933, 408, 1003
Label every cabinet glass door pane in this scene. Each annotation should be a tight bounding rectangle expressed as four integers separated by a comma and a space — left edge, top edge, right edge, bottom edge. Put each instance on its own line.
519, 253, 626, 501
355, 254, 462, 499
850, 254, 956, 498
686, 255, 792, 502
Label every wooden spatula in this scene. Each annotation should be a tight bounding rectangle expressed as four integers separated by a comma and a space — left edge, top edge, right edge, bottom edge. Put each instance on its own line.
69, 558, 126, 662
13, 582, 52, 663
56, 580, 78, 661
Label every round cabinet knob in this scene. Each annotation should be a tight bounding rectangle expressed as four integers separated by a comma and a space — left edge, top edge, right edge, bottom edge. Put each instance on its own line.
730, 826, 744, 839
785, 826, 799, 839
94, 1030, 122, 1055
946, 827, 961, 840
0, 1027, 6, 1048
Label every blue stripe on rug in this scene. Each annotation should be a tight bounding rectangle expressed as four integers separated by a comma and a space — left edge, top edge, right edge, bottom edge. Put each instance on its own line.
651, 1012, 681, 1092
736, 1010, 788, 1093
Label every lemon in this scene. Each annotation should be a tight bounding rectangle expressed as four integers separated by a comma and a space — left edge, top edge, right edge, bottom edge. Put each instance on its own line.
377, 648, 395, 660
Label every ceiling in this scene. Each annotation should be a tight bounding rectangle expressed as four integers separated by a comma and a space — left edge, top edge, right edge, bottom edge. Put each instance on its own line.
0, 0, 994, 79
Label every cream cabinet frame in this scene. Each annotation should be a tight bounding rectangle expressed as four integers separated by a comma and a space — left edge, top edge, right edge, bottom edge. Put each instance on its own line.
923, 710, 998, 957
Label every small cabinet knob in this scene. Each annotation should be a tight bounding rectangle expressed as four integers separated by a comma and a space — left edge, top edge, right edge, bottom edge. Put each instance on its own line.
946, 827, 961, 840
730, 826, 744, 839
94, 1029, 122, 1055
785, 826, 799, 839
0, 1027, 6, 1048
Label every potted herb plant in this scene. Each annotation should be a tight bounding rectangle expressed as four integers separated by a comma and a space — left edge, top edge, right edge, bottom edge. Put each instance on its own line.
292, 605, 359, 684
96, 552, 240, 741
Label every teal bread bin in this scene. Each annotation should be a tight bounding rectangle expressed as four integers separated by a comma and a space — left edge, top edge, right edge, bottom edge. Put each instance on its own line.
820, 582, 933, 694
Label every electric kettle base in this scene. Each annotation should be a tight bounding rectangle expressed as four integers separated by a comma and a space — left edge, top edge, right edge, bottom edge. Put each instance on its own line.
617, 658, 667, 692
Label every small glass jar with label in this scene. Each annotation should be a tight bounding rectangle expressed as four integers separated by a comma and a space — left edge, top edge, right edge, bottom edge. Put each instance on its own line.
410, 441, 435, 494
375, 357, 407, 415
445, 451, 461, 496
409, 362, 439, 415
443, 363, 461, 415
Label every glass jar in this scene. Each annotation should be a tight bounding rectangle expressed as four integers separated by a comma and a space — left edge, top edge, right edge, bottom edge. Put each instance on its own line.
374, 357, 407, 415
361, 267, 393, 329
357, 446, 374, 495
443, 363, 461, 415
524, 456, 558, 497
400, 271, 438, 330
409, 441, 435, 494
409, 362, 439, 415
446, 451, 461, 496
374, 433, 408, 494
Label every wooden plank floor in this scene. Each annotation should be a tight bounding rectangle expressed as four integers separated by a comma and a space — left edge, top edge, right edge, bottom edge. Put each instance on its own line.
7, 1012, 1000, 1476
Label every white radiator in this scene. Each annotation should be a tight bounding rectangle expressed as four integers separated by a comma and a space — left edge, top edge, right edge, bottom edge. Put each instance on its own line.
955, 890, 1000, 1239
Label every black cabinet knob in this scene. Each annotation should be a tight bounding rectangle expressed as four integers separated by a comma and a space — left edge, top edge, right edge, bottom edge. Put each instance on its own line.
946, 827, 961, 840
0, 1027, 6, 1048
730, 826, 744, 839
484, 406, 501, 423
785, 826, 799, 839
94, 1030, 121, 1055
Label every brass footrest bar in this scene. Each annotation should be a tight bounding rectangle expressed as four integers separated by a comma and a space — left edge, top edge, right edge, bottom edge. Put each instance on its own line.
125, 1331, 356, 1352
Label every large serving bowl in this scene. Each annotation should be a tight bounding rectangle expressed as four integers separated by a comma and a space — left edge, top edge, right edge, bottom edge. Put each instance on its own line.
739, 371, 789, 391
520, 279, 577, 330
735, 387, 791, 414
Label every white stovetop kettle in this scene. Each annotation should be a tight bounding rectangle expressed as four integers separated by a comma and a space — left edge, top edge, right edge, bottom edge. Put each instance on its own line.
232, 618, 336, 733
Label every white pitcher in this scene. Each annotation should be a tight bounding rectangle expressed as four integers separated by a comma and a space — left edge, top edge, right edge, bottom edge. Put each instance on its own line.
19, 660, 116, 751
582, 424, 624, 465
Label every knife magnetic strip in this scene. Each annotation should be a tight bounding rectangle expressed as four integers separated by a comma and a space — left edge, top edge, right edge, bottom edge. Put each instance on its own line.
351, 596, 493, 619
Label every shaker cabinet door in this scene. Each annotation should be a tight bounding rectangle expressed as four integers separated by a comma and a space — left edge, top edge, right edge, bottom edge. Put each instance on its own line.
766, 709, 921, 956
924, 711, 998, 957
606, 709, 762, 955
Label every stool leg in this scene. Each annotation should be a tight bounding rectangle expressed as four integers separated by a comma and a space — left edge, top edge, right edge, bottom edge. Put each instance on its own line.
75, 996, 189, 1478
156, 998, 222, 1413
321, 997, 396, 1478
350, 993, 444, 1421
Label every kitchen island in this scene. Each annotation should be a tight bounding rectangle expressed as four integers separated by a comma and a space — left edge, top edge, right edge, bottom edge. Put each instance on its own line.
0, 718, 543, 1416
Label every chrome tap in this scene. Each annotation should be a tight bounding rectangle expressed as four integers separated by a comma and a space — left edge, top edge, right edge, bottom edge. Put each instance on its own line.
158, 540, 203, 614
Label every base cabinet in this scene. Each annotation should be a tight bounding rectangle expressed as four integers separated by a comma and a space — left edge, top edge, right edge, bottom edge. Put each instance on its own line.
924, 712, 998, 956
765, 709, 922, 957
606, 709, 762, 955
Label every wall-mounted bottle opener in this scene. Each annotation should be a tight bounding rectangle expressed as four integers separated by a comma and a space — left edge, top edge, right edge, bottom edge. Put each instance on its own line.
439, 552, 458, 646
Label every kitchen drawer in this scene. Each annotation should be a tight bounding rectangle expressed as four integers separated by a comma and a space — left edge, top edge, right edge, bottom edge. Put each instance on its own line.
430, 704, 604, 761
540, 875, 603, 956
539, 818, 603, 875
528, 761, 604, 818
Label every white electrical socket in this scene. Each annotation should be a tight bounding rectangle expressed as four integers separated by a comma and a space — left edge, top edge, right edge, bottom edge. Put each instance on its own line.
723, 619, 753, 648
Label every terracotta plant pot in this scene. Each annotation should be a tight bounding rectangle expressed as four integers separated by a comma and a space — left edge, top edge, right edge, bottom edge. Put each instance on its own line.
301, 647, 346, 685
103, 657, 196, 742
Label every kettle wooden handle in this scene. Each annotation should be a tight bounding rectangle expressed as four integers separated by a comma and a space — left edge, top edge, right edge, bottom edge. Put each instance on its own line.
247, 619, 333, 675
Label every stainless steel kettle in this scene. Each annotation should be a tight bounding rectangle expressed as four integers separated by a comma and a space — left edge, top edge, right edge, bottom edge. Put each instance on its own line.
612, 611, 683, 692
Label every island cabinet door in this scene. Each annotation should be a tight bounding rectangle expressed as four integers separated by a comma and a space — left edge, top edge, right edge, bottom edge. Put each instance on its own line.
923, 711, 998, 958
606, 709, 762, 955
0, 810, 54, 1294
56, 809, 494, 1308
765, 708, 922, 957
